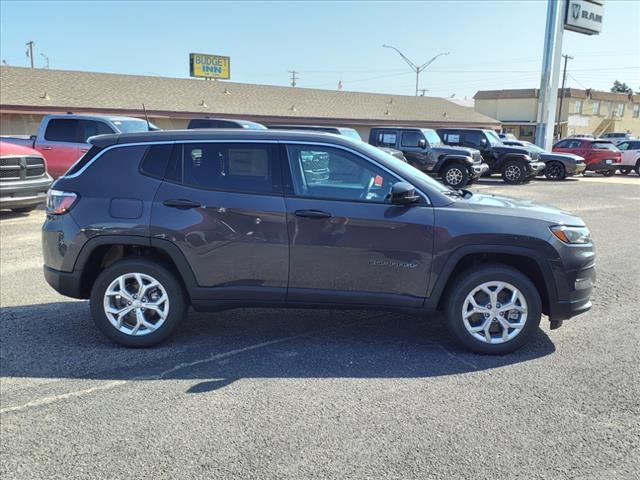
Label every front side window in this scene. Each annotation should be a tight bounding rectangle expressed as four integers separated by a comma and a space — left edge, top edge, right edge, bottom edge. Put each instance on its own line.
80, 120, 115, 142
401, 131, 422, 147
286, 144, 397, 202
568, 140, 583, 149
181, 143, 279, 194
465, 131, 485, 148
44, 119, 82, 143
617, 142, 629, 151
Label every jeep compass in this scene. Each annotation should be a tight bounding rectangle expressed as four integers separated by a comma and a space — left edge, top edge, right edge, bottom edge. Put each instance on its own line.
42, 130, 595, 354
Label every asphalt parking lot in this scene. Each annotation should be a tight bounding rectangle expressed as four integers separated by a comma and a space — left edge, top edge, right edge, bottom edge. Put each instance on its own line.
1, 174, 639, 480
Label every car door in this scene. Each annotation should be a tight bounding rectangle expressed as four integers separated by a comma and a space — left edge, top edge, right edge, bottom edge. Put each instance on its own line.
464, 131, 495, 169
283, 142, 434, 307
400, 130, 431, 170
150, 141, 289, 301
36, 118, 83, 178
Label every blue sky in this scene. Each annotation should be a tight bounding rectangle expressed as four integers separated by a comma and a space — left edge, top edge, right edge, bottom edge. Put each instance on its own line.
1, 0, 638, 99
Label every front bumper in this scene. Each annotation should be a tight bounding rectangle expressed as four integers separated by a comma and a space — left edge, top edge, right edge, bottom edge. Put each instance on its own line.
0, 175, 52, 209
526, 161, 546, 175
567, 162, 587, 175
469, 162, 490, 179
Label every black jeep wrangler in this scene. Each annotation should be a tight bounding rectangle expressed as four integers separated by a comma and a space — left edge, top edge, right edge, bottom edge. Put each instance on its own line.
368, 127, 488, 188
436, 128, 545, 184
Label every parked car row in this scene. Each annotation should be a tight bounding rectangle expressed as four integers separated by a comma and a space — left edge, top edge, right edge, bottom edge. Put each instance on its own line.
1, 114, 635, 212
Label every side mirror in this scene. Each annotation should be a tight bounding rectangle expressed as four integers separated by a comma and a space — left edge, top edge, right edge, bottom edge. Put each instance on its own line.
418, 138, 427, 149
480, 138, 488, 147
390, 181, 420, 205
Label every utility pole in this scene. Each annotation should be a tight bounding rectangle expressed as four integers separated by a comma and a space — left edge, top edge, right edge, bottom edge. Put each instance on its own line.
556, 54, 573, 138
288, 70, 298, 87
382, 44, 449, 96
40, 53, 50, 69
26, 41, 34, 68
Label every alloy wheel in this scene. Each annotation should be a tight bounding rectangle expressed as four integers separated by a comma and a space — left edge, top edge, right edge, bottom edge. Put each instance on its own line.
462, 281, 528, 344
445, 167, 464, 186
504, 165, 522, 182
103, 272, 170, 336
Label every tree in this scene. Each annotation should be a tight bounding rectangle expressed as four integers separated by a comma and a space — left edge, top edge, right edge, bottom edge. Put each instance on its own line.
611, 80, 633, 94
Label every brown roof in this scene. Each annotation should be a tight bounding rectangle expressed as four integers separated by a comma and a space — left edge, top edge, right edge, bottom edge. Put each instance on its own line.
474, 88, 639, 103
0, 66, 500, 127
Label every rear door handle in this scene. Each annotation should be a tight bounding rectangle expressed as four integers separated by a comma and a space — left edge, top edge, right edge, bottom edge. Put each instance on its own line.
40, 146, 52, 150
294, 209, 332, 219
163, 199, 202, 209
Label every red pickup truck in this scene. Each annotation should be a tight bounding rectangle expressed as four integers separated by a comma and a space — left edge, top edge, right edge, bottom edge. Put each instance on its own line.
1, 114, 157, 178
552, 138, 622, 176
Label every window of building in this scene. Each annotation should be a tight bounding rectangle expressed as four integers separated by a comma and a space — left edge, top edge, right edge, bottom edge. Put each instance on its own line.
574, 100, 582, 114
634, 105, 640, 118
286, 145, 397, 203
182, 143, 279, 194
591, 101, 600, 115
617, 103, 625, 117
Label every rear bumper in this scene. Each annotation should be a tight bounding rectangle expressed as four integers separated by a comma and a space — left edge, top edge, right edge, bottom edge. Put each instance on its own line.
43, 265, 85, 299
0, 175, 52, 209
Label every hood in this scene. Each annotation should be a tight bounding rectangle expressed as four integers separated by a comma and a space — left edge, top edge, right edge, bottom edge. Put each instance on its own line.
493, 145, 533, 156
462, 193, 585, 226
539, 151, 585, 163
0, 140, 41, 157
432, 145, 478, 158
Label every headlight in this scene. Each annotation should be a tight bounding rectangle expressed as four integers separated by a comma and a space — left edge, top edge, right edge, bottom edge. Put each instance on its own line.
550, 225, 591, 244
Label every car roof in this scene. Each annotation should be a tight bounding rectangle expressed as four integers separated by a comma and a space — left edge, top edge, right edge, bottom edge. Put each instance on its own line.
88, 128, 355, 148
45, 114, 146, 122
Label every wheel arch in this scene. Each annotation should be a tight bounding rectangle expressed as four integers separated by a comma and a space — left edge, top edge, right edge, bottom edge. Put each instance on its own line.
430, 246, 556, 316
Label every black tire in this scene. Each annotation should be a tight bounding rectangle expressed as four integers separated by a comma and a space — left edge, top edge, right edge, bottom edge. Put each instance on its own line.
544, 161, 566, 180
636, 162, 640, 176
444, 264, 542, 355
501, 160, 526, 184
441, 162, 469, 188
602, 169, 615, 177
619, 168, 631, 175
90, 257, 187, 347
11, 206, 37, 213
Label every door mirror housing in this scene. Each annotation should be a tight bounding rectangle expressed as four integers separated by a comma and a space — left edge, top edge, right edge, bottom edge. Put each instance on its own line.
480, 138, 488, 148
390, 182, 420, 205
418, 138, 427, 149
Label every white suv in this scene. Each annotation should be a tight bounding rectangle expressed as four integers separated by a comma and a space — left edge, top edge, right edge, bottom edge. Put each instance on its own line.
616, 140, 640, 176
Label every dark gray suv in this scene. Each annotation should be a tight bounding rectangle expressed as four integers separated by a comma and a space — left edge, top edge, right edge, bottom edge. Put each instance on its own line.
42, 130, 595, 354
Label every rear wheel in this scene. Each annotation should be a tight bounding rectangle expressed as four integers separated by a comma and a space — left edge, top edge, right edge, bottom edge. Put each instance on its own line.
619, 168, 631, 175
544, 161, 566, 180
441, 162, 469, 188
445, 265, 542, 354
501, 161, 526, 184
636, 161, 640, 176
602, 169, 615, 177
90, 258, 187, 347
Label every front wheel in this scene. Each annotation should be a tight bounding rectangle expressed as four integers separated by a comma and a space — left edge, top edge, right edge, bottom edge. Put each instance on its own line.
441, 163, 469, 188
602, 169, 615, 177
619, 168, 631, 175
544, 161, 566, 180
90, 258, 187, 347
501, 161, 526, 184
444, 265, 542, 354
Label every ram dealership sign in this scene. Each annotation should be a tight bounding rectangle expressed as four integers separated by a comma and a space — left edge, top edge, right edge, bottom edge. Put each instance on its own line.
565, 0, 604, 35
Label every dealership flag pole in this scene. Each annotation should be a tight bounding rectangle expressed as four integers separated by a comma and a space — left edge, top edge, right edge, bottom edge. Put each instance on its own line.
535, 0, 565, 150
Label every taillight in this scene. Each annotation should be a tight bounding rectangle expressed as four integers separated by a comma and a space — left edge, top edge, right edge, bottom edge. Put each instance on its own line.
46, 189, 78, 215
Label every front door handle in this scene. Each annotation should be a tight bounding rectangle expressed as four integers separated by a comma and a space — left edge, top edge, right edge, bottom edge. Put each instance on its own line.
163, 199, 202, 209
294, 209, 332, 219
40, 146, 53, 150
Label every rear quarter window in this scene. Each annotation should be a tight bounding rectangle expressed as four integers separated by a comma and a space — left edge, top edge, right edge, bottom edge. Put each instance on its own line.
139, 144, 175, 179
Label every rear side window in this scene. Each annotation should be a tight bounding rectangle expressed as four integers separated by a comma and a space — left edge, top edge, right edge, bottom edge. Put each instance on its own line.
592, 142, 616, 150
401, 131, 422, 147
376, 131, 397, 147
441, 132, 461, 144
140, 144, 174, 179
44, 119, 82, 143
181, 143, 280, 194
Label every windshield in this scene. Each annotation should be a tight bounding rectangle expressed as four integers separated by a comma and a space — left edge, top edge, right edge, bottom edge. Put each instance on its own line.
239, 121, 268, 130
339, 128, 363, 141
356, 141, 454, 195
485, 130, 502, 146
422, 129, 442, 146
110, 119, 157, 133
522, 141, 545, 152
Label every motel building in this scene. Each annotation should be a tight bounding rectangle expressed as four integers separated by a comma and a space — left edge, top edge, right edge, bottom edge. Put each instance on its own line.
0, 66, 500, 140
474, 88, 640, 142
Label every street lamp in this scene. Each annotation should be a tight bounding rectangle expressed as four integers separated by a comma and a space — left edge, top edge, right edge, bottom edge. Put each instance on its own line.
382, 44, 449, 96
